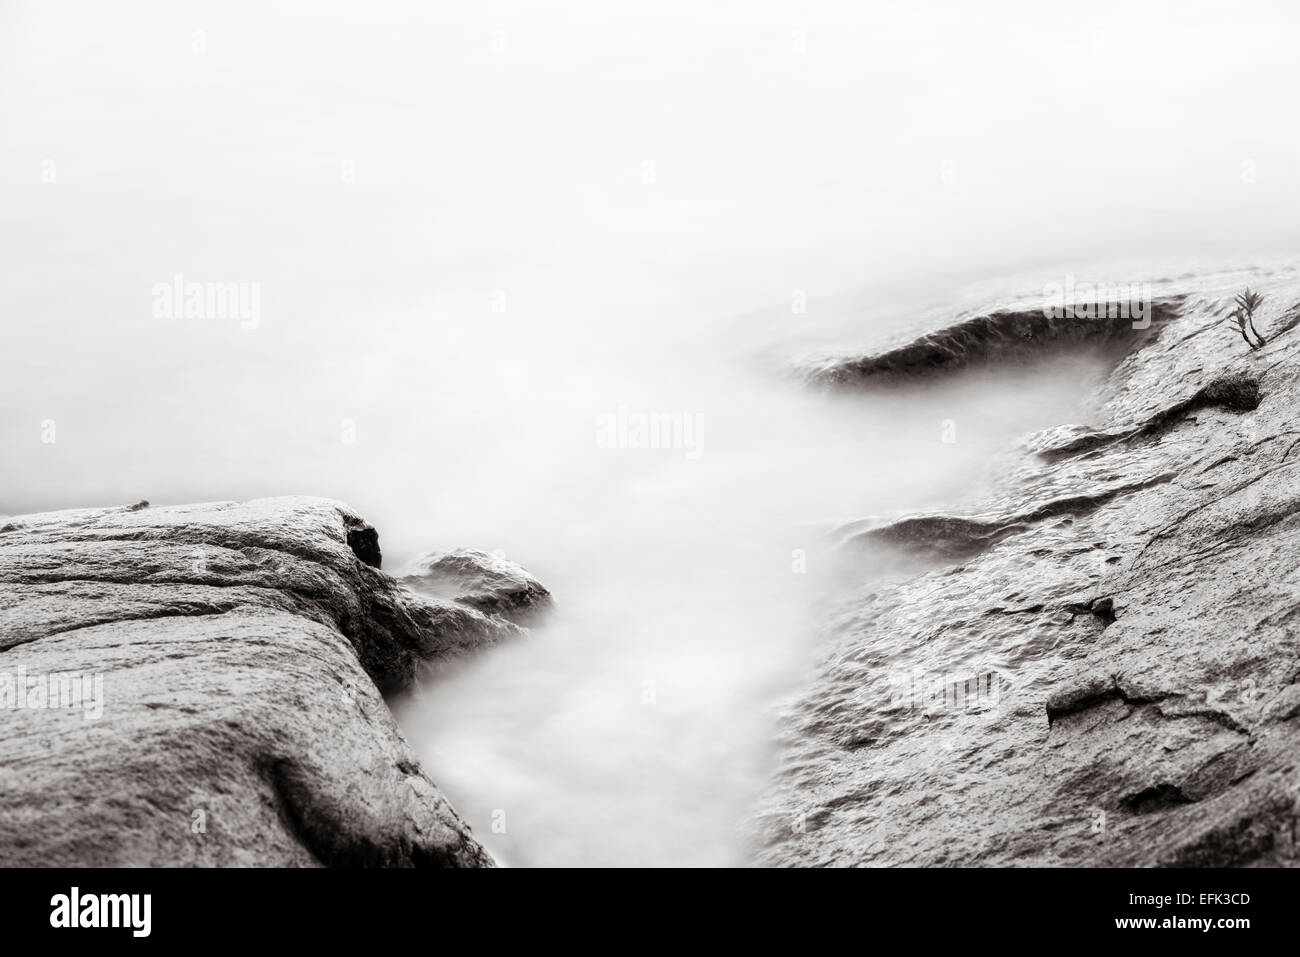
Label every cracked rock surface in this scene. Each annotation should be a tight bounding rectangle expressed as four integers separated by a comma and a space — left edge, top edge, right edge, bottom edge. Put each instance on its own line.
759, 267, 1300, 866
0, 496, 541, 866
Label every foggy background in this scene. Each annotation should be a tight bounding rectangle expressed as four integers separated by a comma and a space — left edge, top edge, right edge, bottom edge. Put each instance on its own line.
3, 0, 1298, 864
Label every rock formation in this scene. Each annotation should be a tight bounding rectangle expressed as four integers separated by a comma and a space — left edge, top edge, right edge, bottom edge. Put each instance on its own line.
759, 272, 1300, 866
0, 497, 543, 866
400, 549, 552, 625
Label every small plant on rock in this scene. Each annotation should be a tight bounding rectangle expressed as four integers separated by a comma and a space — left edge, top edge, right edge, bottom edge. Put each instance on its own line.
1230, 288, 1266, 349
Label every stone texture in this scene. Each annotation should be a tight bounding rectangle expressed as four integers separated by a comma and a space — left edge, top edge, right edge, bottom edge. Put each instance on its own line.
0, 496, 537, 866
400, 548, 553, 625
760, 270, 1300, 866
801, 300, 1179, 388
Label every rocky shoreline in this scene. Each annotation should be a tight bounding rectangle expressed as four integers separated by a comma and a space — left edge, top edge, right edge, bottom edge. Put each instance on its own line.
7, 269, 1300, 868
758, 269, 1300, 866
0, 497, 547, 866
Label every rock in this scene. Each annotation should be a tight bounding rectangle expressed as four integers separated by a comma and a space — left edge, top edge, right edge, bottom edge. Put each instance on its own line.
400, 549, 552, 624
0, 496, 539, 866
800, 299, 1179, 388
1196, 372, 1262, 412
836, 474, 1176, 568
760, 274, 1300, 866
1026, 373, 1263, 462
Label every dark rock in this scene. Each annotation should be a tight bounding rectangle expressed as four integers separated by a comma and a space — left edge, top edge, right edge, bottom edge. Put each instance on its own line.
801, 300, 1178, 388
1030, 373, 1263, 463
342, 512, 383, 568
1089, 596, 1116, 622
1063, 596, 1117, 624
1195, 372, 1261, 411
840, 474, 1175, 566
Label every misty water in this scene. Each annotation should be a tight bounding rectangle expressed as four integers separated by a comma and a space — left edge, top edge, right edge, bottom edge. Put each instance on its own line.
4, 2, 1300, 866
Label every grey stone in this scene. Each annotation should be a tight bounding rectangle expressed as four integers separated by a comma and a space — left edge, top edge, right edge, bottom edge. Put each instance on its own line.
762, 277, 1300, 866
0, 496, 536, 867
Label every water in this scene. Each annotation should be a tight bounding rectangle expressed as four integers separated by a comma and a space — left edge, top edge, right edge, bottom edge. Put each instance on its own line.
388, 346, 1119, 866
4, 1, 1300, 866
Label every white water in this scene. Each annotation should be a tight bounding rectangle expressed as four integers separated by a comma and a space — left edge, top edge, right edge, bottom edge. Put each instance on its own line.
4, 1, 1300, 866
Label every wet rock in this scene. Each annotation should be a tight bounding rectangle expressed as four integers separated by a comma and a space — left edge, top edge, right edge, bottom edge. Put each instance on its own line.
760, 273, 1300, 867
1196, 372, 1262, 412
1063, 596, 1116, 624
0, 496, 535, 866
839, 474, 1176, 565
400, 549, 552, 624
1027, 372, 1262, 463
